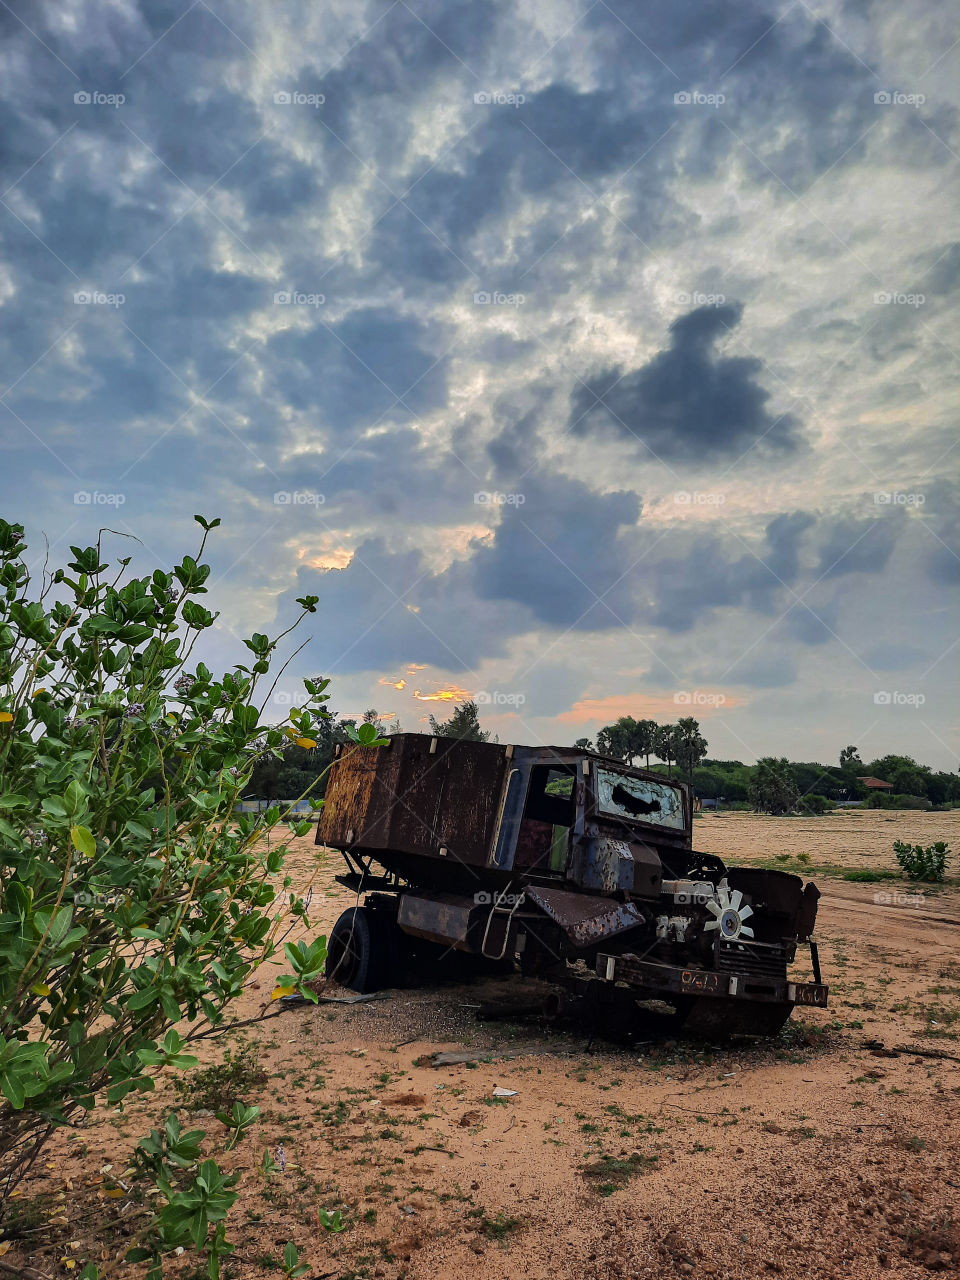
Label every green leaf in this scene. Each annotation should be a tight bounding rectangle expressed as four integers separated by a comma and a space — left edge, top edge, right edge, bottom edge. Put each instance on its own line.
5, 880, 33, 918
64, 780, 86, 816
71, 825, 97, 857
0, 793, 31, 810
0, 1068, 26, 1110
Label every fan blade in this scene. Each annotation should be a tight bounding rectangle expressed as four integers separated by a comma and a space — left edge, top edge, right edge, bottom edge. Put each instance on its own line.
705, 900, 722, 917
739, 925, 755, 938
729, 889, 743, 911
738, 904, 754, 922
703, 918, 719, 931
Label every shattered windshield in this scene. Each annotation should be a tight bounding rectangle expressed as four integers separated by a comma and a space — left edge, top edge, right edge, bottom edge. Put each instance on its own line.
594, 767, 686, 830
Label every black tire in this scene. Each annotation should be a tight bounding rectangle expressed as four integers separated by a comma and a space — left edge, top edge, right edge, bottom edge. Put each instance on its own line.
325, 906, 399, 993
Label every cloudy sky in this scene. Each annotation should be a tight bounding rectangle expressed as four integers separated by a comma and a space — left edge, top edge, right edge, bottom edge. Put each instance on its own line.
2, 0, 957, 768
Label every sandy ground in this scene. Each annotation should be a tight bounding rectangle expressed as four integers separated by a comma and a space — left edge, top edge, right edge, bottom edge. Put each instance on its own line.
5, 811, 960, 1280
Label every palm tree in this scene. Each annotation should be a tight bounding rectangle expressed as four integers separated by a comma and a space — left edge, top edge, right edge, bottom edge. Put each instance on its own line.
632, 718, 659, 769
653, 723, 680, 777
597, 717, 636, 762
674, 716, 708, 789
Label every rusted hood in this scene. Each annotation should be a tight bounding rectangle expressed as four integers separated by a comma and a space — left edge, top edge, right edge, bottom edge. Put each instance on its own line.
524, 884, 645, 949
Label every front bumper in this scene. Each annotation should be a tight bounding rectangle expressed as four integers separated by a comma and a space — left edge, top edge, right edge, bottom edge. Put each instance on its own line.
596, 951, 829, 1008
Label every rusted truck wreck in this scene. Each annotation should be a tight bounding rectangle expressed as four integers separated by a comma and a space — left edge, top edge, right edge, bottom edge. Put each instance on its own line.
316, 734, 827, 1036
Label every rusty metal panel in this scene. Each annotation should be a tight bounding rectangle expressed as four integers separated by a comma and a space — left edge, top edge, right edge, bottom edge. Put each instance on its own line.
524, 884, 644, 948
388, 736, 507, 862
318, 734, 507, 865
397, 891, 484, 950
316, 741, 402, 848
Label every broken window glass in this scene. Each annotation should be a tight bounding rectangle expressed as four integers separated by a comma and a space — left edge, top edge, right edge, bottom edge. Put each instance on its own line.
594, 768, 685, 829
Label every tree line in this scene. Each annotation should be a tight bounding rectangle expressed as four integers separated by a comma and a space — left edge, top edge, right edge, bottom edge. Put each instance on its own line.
242, 700, 960, 815
572, 715, 708, 786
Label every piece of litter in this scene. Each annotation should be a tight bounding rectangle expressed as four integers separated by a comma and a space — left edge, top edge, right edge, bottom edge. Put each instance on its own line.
399, 1205, 417, 1216
492, 1087, 517, 1097
722, 1072, 737, 1078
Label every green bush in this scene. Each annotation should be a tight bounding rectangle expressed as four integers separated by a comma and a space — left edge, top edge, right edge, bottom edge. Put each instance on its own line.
797, 794, 833, 814
0, 516, 383, 1269
864, 792, 932, 810
749, 757, 799, 815
892, 840, 950, 883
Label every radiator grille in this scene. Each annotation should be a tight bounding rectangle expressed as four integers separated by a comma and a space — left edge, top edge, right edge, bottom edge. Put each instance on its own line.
716, 940, 789, 979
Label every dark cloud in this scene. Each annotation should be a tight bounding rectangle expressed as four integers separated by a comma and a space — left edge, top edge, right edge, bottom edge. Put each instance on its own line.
920, 242, 960, 296
259, 307, 449, 431
815, 516, 900, 578
864, 642, 930, 671
922, 484, 960, 585
569, 303, 802, 461
644, 514, 803, 634
472, 474, 642, 629
725, 651, 798, 688
781, 600, 840, 647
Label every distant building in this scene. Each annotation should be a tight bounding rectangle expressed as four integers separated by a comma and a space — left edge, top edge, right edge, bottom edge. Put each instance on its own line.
857, 776, 893, 790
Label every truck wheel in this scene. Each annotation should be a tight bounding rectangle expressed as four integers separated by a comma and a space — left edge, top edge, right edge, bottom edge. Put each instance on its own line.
326, 906, 398, 993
